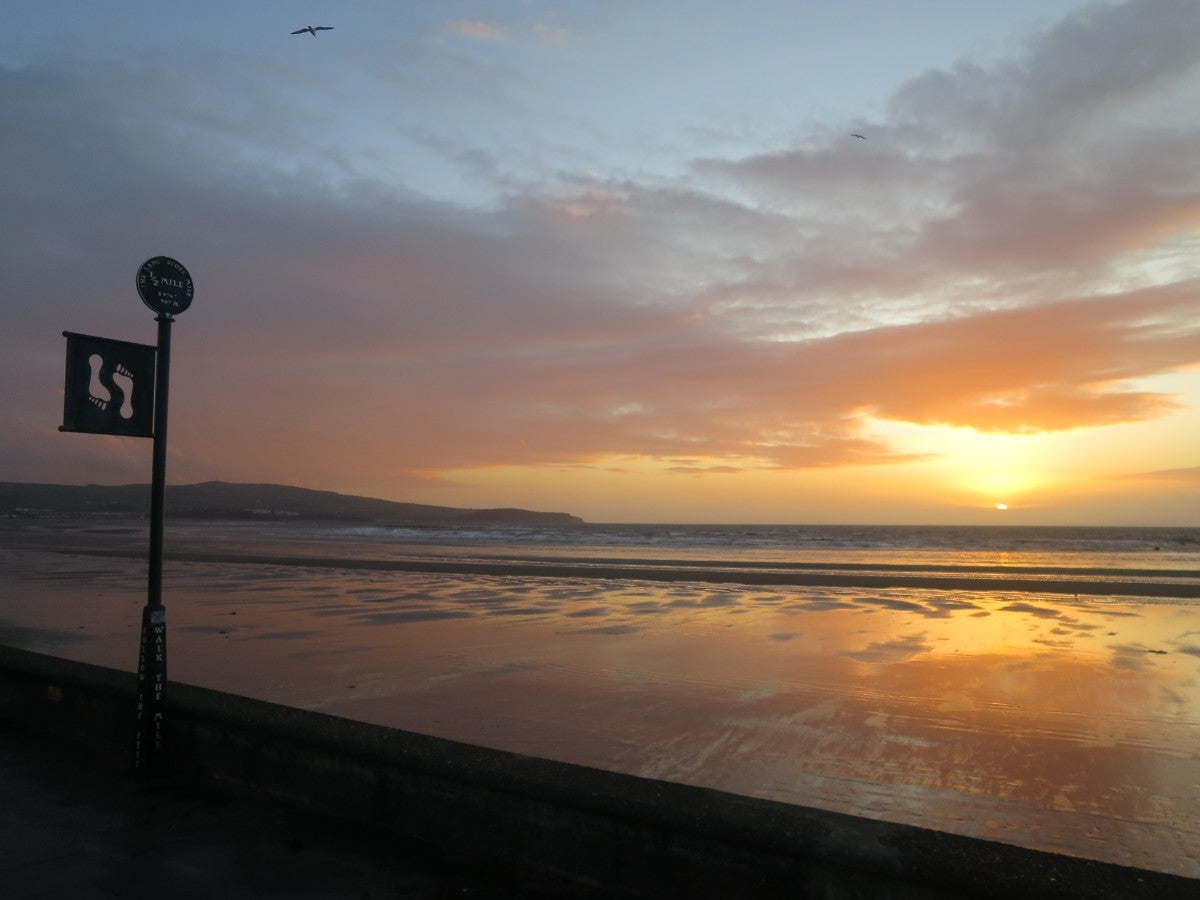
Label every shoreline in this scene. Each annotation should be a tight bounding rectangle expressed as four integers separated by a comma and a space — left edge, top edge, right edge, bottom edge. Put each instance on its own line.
24, 543, 1200, 598
2, 518, 1198, 597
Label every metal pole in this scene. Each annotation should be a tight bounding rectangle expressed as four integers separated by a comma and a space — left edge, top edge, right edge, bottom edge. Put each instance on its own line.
135, 312, 172, 773
148, 313, 172, 610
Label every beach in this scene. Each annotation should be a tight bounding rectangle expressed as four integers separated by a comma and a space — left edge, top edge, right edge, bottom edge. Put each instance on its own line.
1, 518, 1198, 878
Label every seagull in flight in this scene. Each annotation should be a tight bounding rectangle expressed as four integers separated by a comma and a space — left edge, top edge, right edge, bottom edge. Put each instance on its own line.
292, 25, 334, 37
851, 133, 867, 140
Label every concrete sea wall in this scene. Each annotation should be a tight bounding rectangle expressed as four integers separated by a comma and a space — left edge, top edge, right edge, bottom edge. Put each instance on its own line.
0, 644, 1193, 899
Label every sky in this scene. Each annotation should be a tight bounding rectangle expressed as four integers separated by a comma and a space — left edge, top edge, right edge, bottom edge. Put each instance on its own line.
2, 1, 1198, 525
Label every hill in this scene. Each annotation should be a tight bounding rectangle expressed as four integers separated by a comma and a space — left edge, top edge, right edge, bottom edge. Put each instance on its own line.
0, 481, 584, 526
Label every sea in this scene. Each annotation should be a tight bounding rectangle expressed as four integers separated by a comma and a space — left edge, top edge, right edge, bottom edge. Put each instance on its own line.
188, 519, 1200, 579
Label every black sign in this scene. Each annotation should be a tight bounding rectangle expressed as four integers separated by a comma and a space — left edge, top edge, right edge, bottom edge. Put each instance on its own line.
60, 332, 156, 437
136, 256, 193, 316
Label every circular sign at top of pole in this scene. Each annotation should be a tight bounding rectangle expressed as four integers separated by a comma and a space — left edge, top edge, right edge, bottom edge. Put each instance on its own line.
136, 256, 193, 316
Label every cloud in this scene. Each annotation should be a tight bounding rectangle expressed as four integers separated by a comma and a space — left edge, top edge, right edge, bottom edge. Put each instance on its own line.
1118, 466, 1200, 484
447, 21, 509, 42
1, 0, 1198, 500
667, 465, 745, 476
701, 2, 1200, 284
794, 286, 1197, 433
533, 24, 571, 46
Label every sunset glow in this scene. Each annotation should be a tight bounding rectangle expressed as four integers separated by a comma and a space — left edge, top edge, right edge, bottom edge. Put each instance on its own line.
1, 1, 1198, 524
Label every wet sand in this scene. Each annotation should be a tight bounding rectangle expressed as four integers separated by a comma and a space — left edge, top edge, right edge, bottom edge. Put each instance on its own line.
1, 521, 1198, 878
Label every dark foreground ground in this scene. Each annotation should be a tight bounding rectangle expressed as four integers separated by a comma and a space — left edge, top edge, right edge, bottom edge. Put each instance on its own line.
4, 642, 1197, 900
0, 725, 531, 900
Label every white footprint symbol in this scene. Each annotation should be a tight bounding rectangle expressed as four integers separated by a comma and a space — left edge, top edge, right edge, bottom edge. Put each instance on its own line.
87, 354, 110, 411
112, 363, 135, 419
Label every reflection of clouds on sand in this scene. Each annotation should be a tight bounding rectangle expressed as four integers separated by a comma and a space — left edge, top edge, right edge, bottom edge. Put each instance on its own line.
1108, 644, 1168, 673
844, 632, 931, 663
574, 624, 641, 636
999, 601, 1061, 619
2, 544, 1200, 877
562, 606, 607, 619
248, 630, 324, 641
0, 621, 90, 649
854, 595, 933, 615
925, 596, 984, 616
787, 597, 858, 612
1033, 636, 1075, 649
1173, 630, 1200, 658
356, 610, 476, 624
740, 683, 778, 701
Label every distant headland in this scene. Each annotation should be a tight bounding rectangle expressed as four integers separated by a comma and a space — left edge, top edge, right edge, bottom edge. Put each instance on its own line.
0, 481, 584, 526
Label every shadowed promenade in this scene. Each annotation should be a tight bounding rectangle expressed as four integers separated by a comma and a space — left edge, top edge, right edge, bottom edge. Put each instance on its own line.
0, 725, 527, 899
3, 645, 1197, 900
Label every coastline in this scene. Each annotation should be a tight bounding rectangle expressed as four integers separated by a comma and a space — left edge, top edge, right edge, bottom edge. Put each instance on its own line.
4, 518, 1198, 597
48, 547, 1200, 597
2, 518, 1199, 877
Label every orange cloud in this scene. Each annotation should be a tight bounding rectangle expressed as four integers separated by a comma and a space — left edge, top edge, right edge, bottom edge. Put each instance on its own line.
1115, 467, 1200, 484
2, 0, 1197, 521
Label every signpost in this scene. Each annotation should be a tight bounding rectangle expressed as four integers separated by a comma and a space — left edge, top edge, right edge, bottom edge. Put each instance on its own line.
136, 256, 194, 317
60, 333, 156, 438
61, 256, 193, 774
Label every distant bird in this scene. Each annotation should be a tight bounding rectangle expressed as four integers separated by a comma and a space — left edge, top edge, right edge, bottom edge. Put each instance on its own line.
851, 133, 867, 140
292, 25, 334, 37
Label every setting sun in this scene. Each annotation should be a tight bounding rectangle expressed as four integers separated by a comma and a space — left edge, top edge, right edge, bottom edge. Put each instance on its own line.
2, 1, 1197, 527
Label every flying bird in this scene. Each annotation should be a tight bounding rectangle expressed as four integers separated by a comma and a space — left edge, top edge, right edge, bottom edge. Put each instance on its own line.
851, 133, 867, 140
292, 26, 334, 37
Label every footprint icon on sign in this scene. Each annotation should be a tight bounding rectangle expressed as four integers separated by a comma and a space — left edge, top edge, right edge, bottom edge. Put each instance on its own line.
87, 354, 111, 411
86, 354, 136, 419
113, 363, 135, 419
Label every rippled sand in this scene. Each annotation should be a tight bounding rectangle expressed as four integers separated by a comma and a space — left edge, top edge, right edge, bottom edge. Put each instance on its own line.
1, 523, 1197, 878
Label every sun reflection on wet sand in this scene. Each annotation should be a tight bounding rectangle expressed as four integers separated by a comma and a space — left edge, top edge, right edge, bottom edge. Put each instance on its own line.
1, 539, 1198, 877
